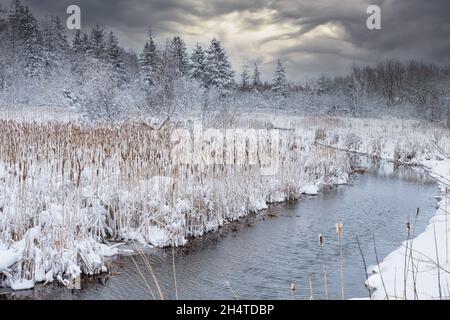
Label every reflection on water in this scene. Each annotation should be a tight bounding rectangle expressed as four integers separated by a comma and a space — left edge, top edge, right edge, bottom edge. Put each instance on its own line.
2, 162, 438, 300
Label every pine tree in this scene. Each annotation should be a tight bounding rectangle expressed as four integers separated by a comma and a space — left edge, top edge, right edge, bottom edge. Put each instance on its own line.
106, 31, 126, 83
0, 5, 7, 34
70, 30, 87, 77
169, 36, 190, 76
19, 5, 43, 78
316, 73, 330, 95
18, 5, 35, 40
139, 27, 158, 85
253, 63, 263, 91
7, 0, 21, 48
190, 43, 206, 85
50, 16, 67, 54
272, 59, 288, 98
42, 15, 67, 69
204, 38, 235, 91
240, 64, 250, 91
88, 24, 106, 59
81, 33, 90, 53
72, 29, 83, 53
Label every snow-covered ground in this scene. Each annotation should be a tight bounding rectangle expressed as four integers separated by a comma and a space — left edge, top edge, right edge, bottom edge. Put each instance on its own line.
366, 159, 450, 300
0, 114, 449, 298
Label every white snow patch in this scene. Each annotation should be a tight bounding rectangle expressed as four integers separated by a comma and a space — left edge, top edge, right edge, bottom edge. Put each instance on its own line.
302, 185, 319, 195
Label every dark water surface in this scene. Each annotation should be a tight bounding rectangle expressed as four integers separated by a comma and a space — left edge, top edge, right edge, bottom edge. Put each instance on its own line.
3, 164, 438, 300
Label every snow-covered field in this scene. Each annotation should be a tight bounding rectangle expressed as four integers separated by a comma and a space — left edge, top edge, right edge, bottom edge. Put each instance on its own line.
0, 114, 449, 299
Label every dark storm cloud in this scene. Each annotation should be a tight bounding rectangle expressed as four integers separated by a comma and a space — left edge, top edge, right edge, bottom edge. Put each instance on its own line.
3, 0, 449, 81
329, 0, 450, 59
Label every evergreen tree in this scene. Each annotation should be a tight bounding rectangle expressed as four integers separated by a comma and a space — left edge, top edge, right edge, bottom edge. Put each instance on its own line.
316, 73, 331, 95
88, 24, 106, 59
72, 29, 83, 53
81, 33, 90, 53
42, 15, 67, 69
7, 0, 22, 48
70, 30, 87, 77
50, 16, 67, 54
169, 36, 190, 76
0, 5, 7, 34
253, 63, 263, 91
19, 5, 43, 78
240, 64, 250, 91
139, 27, 158, 85
18, 5, 35, 40
106, 31, 126, 83
204, 38, 235, 91
190, 43, 206, 85
7, 0, 20, 28
272, 59, 288, 98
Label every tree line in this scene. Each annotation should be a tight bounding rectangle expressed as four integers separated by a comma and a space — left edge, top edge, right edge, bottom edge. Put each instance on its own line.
0, 0, 448, 122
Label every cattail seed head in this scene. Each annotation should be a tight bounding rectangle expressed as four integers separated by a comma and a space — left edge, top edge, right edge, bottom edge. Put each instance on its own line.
335, 223, 343, 238
319, 234, 324, 246
291, 283, 296, 292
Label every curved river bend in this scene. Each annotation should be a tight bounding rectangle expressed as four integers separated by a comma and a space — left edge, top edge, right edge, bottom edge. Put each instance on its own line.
3, 164, 438, 300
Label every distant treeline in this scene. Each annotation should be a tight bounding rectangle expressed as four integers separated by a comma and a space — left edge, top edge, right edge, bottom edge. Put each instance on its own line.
0, 0, 449, 122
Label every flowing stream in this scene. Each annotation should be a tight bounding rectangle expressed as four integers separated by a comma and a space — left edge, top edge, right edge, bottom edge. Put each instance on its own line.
2, 163, 438, 300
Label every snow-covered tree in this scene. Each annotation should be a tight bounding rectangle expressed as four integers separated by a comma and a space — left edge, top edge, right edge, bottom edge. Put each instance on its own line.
144, 41, 179, 122
272, 59, 288, 98
240, 64, 250, 91
72, 30, 84, 53
88, 24, 106, 59
81, 33, 90, 53
76, 61, 124, 121
7, 0, 22, 48
0, 5, 6, 33
190, 43, 206, 85
169, 36, 190, 76
41, 15, 68, 70
139, 27, 158, 85
204, 38, 235, 91
253, 63, 263, 91
316, 73, 331, 95
20, 6, 43, 78
123, 51, 140, 83
106, 31, 126, 83
50, 16, 67, 53
70, 30, 91, 77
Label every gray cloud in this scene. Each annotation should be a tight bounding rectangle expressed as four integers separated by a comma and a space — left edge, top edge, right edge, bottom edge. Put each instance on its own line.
2, 0, 449, 81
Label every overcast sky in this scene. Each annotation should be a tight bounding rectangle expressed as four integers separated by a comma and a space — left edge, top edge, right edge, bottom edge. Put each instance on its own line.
3, 0, 450, 82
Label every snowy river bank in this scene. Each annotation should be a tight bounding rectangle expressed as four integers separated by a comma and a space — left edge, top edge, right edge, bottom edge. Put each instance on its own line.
365, 158, 450, 300
0, 116, 449, 299
1, 164, 438, 299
